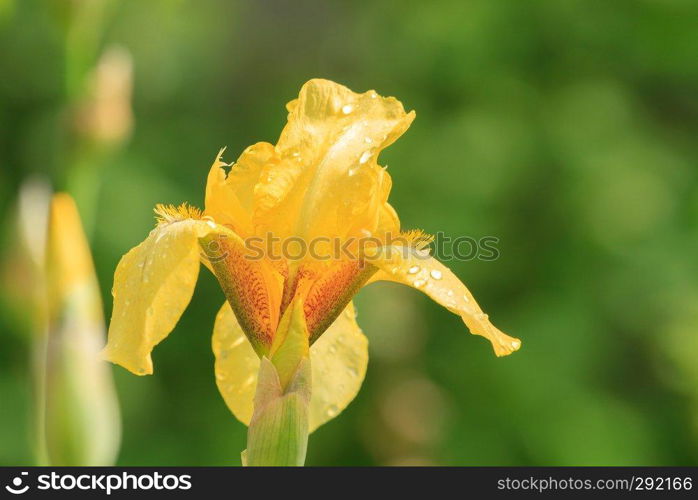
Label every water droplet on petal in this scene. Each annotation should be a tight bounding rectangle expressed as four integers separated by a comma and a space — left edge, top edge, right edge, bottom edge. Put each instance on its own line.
430, 269, 443, 280
359, 151, 372, 164
348, 366, 359, 377
327, 404, 340, 417
230, 336, 246, 348
364, 137, 372, 144
328, 344, 337, 354
447, 290, 454, 297
408, 265, 420, 274
242, 374, 255, 388
413, 279, 426, 287
341, 104, 353, 114
370, 92, 377, 99
463, 294, 470, 303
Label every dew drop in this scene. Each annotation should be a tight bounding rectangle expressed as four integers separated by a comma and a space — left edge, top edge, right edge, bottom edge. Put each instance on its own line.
242, 374, 255, 387
413, 279, 426, 287
327, 404, 340, 417
364, 137, 373, 144
408, 265, 420, 274
359, 151, 372, 164
328, 344, 337, 354
230, 336, 246, 348
341, 104, 353, 114
463, 294, 470, 303
430, 269, 443, 280
216, 372, 226, 381
348, 366, 359, 377
391, 266, 399, 274
370, 92, 377, 99
447, 290, 454, 297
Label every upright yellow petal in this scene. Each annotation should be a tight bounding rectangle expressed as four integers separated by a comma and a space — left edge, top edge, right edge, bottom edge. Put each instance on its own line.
212, 301, 368, 432
103, 210, 226, 375
365, 244, 521, 356
205, 144, 277, 237
255, 79, 415, 243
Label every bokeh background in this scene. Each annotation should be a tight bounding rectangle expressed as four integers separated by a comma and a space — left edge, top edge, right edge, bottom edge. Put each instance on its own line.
1, 0, 698, 466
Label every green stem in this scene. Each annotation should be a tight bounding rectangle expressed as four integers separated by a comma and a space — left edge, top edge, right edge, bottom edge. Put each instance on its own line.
245, 358, 311, 466
245, 299, 312, 466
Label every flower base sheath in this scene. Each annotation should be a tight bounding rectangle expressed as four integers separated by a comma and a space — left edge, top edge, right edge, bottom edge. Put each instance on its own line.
102, 79, 521, 438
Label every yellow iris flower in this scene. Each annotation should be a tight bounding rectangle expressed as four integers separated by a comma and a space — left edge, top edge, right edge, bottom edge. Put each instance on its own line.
103, 79, 520, 433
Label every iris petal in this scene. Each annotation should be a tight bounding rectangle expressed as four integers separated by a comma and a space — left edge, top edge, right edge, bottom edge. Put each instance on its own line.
103, 217, 215, 374
365, 245, 521, 356
257, 79, 415, 243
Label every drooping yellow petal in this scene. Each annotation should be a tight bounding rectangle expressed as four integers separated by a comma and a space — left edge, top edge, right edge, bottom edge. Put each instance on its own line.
365, 245, 521, 356
306, 302, 368, 429
254, 79, 415, 244
103, 208, 229, 375
212, 301, 368, 432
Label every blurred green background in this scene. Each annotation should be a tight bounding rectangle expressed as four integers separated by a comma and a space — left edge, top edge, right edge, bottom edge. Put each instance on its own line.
1, 0, 698, 465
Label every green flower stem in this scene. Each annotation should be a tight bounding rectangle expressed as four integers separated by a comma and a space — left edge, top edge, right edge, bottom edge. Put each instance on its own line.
245, 300, 312, 466
245, 358, 310, 466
